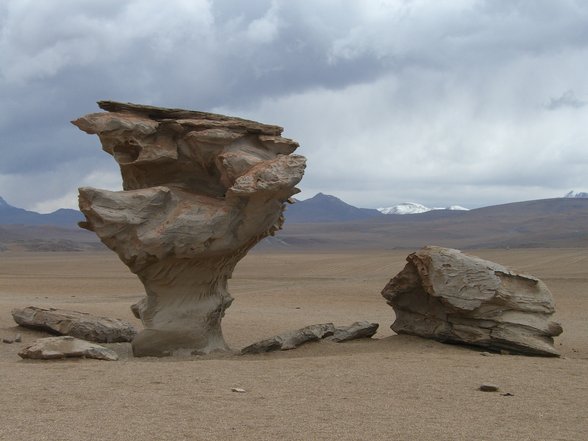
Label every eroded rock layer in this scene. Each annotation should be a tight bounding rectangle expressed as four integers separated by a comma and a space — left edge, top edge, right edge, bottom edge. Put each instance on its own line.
12, 306, 136, 343
19, 336, 118, 361
74, 101, 306, 356
381, 246, 562, 356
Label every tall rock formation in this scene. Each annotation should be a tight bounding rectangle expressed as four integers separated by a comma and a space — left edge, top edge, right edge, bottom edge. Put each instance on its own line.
73, 101, 306, 356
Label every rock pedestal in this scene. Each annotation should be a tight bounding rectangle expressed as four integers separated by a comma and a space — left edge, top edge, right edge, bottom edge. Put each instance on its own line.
73, 101, 306, 356
381, 246, 563, 356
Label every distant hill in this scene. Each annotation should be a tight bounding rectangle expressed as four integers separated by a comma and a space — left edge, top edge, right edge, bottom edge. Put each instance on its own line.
2, 194, 587, 251
0, 196, 83, 227
270, 198, 588, 250
0, 196, 98, 251
0, 224, 102, 252
284, 193, 383, 222
284, 193, 468, 221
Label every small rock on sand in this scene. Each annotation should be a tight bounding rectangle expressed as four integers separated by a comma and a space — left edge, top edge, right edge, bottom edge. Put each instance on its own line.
479, 384, 499, 392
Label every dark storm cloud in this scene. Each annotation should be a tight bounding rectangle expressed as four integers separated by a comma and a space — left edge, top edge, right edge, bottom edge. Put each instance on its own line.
1, 0, 587, 211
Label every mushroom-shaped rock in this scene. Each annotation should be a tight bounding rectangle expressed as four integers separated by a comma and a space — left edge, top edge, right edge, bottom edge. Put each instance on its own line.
73, 101, 306, 357
381, 246, 562, 356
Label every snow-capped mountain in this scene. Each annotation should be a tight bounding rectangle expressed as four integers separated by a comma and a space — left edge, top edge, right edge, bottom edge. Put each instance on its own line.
377, 202, 469, 215
377, 202, 430, 215
444, 205, 470, 211
564, 191, 588, 198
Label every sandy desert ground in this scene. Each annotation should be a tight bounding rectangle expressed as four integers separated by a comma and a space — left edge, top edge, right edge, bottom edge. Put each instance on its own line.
0, 248, 587, 441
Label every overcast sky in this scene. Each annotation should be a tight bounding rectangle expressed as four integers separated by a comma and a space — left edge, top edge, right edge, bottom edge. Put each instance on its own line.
1, 0, 587, 212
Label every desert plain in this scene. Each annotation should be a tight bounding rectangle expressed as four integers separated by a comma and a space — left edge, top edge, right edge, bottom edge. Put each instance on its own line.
0, 247, 587, 441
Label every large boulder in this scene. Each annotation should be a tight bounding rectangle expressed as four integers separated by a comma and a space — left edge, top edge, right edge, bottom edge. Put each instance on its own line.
73, 101, 306, 357
381, 247, 563, 356
18, 336, 118, 361
12, 306, 137, 343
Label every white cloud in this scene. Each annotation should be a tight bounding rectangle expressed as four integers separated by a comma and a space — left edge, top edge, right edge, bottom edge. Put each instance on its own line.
218, 48, 588, 208
245, 1, 280, 44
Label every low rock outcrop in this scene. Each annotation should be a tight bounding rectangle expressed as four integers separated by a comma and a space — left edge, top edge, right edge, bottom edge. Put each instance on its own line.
241, 323, 335, 354
241, 321, 379, 354
381, 246, 562, 356
12, 306, 136, 343
18, 336, 118, 361
73, 101, 306, 357
328, 321, 379, 342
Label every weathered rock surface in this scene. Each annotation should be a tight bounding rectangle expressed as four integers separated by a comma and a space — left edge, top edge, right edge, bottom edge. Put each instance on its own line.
328, 321, 379, 342
12, 306, 136, 343
381, 246, 563, 357
18, 336, 118, 361
73, 101, 306, 357
241, 323, 336, 354
2, 333, 21, 344
241, 321, 379, 354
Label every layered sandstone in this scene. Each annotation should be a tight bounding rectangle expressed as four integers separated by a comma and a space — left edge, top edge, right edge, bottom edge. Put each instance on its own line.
73, 101, 306, 356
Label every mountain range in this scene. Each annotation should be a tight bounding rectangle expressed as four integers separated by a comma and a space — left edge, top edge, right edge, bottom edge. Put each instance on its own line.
377, 202, 469, 215
0, 196, 83, 226
273, 196, 588, 250
286, 193, 469, 222
1, 192, 587, 251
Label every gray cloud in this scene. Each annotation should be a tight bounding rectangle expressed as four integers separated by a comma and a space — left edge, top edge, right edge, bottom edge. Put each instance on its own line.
1, 0, 587, 211
546, 90, 587, 110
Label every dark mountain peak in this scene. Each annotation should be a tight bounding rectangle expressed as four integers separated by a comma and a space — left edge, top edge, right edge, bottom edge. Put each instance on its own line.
285, 193, 382, 223
0, 196, 21, 212
311, 192, 341, 201
308, 192, 351, 206
0, 197, 83, 227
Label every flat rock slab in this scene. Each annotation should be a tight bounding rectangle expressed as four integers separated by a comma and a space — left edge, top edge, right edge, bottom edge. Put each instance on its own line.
381, 246, 563, 357
241, 321, 379, 354
241, 323, 336, 354
328, 321, 379, 342
12, 306, 137, 343
18, 336, 118, 361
